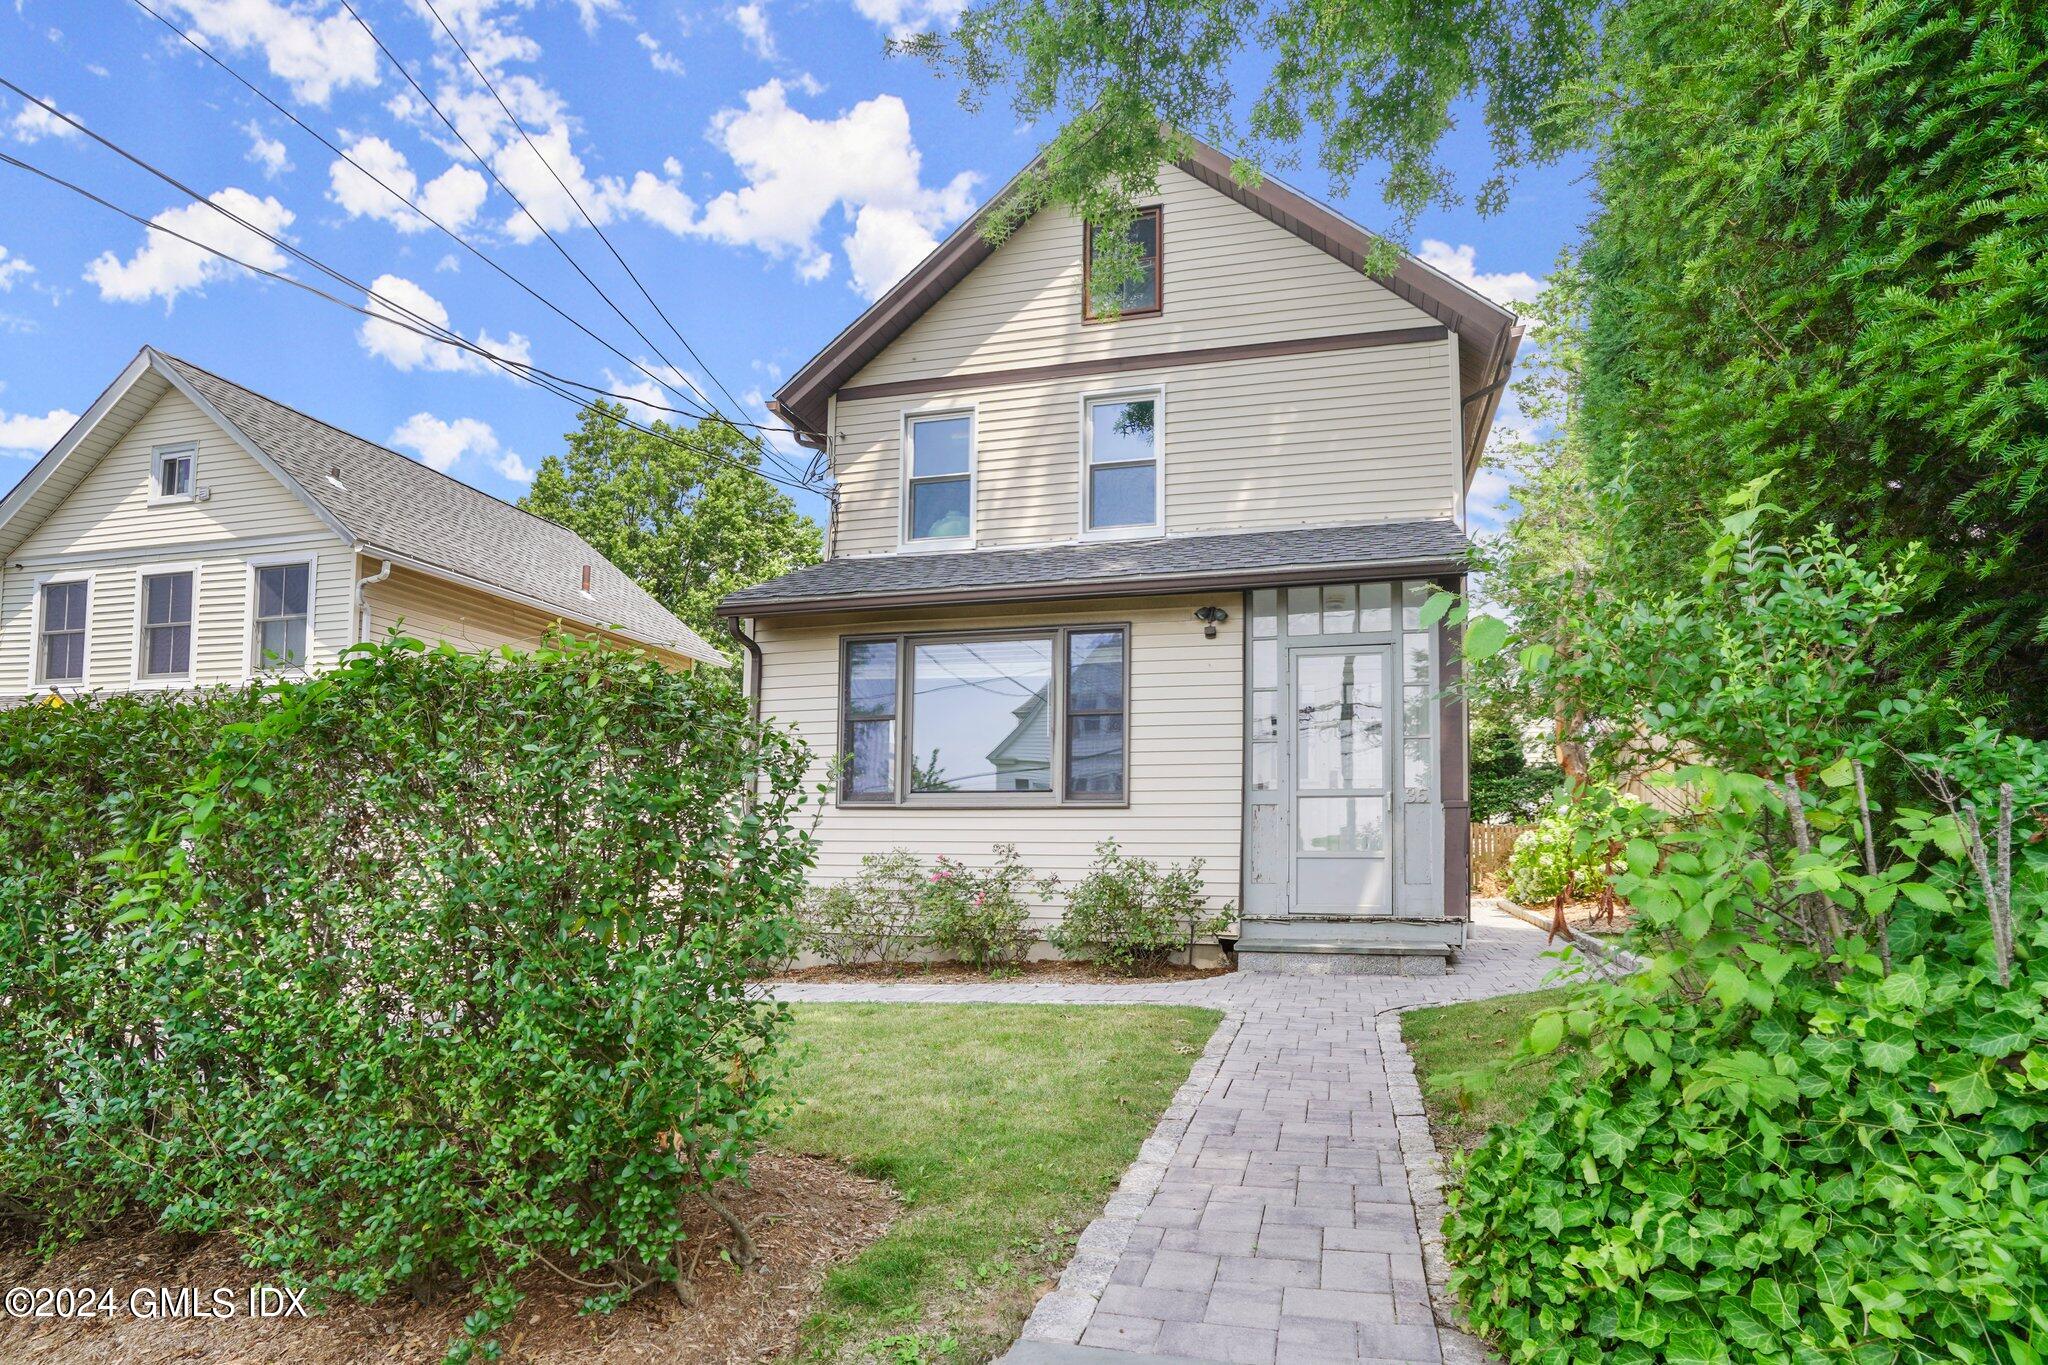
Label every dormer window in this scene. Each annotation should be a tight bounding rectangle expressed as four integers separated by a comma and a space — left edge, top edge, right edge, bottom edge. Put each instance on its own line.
1083, 207, 1162, 320
151, 445, 196, 504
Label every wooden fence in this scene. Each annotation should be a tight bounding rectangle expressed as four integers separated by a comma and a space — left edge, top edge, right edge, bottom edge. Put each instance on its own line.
1470, 823, 1532, 877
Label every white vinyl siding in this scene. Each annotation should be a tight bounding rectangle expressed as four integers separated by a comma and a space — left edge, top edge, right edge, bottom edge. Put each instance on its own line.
754, 593, 1242, 929
831, 340, 1460, 554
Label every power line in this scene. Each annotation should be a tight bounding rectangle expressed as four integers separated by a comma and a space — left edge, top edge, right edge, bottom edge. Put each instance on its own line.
338, 0, 813, 488
414, 0, 765, 441
125, 0, 733, 431
0, 148, 818, 495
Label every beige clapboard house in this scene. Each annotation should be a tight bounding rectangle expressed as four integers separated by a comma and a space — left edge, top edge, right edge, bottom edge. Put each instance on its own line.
0, 348, 723, 701
720, 138, 1523, 972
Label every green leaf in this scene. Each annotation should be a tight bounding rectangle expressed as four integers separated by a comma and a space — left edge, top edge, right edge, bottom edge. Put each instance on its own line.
1527, 1011, 1565, 1055
1936, 1065, 1997, 1117
1750, 1278, 1799, 1329
1419, 590, 1456, 628
1463, 614, 1511, 661
1859, 1023, 1917, 1074
1816, 756, 1853, 788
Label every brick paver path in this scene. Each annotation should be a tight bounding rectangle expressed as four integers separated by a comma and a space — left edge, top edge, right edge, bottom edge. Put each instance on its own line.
774, 902, 1563, 1365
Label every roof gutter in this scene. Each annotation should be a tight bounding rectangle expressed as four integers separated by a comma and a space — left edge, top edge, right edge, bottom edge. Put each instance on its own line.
715, 552, 1468, 619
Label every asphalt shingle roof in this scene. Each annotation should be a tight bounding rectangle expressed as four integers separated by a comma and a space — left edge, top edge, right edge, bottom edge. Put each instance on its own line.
156, 352, 722, 663
719, 519, 1470, 615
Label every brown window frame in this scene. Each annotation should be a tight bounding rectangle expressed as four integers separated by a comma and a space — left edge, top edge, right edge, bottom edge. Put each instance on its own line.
1082, 206, 1163, 322
836, 624, 1132, 809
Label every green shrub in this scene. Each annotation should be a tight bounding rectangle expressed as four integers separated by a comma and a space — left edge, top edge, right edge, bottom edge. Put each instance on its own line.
1503, 792, 1643, 904
801, 848, 928, 966
0, 687, 251, 1243
1449, 499, 2048, 1362
1049, 839, 1230, 974
923, 842, 1051, 969
0, 638, 812, 1355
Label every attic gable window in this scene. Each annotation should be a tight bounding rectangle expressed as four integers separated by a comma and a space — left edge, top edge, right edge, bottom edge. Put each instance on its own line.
1083, 207, 1162, 320
151, 445, 196, 504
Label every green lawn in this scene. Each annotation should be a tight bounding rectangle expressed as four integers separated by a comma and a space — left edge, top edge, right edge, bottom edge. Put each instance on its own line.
776, 1003, 1221, 1363
1401, 987, 1588, 1158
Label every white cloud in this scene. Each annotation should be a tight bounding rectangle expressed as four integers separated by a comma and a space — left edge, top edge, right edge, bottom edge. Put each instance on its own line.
624, 170, 697, 234
84, 187, 295, 306
851, 0, 966, 38
157, 1, 379, 105
0, 407, 76, 456
493, 123, 625, 242
603, 362, 697, 422
389, 411, 496, 472
328, 135, 488, 234
243, 121, 293, 178
357, 273, 532, 376
491, 449, 534, 483
649, 80, 978, 299
9, 93, 79, 143
389, 411, 534, 483
731, 2, 777, 58
637, 31, 685, 76
1418, 240, 1542, 307
0, 245, 33, 291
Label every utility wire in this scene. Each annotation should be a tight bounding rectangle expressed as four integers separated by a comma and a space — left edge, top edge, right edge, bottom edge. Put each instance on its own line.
0, 148, 817, 494
403, 0, 811, 485
124, 0, 749, 432
415, 0, 764, 438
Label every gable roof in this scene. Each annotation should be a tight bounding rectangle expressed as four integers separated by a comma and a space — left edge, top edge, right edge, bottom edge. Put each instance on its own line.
0, 348, 725, 665
769, 135, 1524, 477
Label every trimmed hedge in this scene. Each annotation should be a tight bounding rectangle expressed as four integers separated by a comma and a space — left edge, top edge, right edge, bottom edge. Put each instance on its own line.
0, 638, 813, 1353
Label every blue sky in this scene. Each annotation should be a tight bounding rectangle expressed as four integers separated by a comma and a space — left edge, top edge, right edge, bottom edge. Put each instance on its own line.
0, 0, 1590, 534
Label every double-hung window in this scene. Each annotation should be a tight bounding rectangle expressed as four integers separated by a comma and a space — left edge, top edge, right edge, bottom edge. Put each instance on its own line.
138, 570, 194, 681
839, 626, 1130, 805
903, 412, 973, 545
36, 579, 88, 684
1083, 392, 1161, 534
151, 445, 195, 503
252, 561, 311, 670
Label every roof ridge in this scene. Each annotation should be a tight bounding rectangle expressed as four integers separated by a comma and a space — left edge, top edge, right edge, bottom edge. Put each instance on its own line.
151, 349, 591, 548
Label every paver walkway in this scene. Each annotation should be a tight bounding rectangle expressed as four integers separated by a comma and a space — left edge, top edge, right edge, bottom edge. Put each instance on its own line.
775, 902, 1565, 1365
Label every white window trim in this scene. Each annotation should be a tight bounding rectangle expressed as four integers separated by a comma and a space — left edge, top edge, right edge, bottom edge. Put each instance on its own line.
244, 551, 319, 679
129, 561, 201, 689
898, 405, 977, 553
148, 443, 199, 506
1077, 385, 1166, 541
29, 569, 94, 690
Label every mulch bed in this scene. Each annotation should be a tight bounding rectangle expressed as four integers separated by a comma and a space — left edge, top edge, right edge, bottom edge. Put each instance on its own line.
771, 958, 1231, 985
0, 1153, 893, 1364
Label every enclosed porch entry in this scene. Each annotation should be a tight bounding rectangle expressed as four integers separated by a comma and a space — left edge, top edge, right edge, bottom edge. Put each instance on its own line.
1237, 576, 1470, 973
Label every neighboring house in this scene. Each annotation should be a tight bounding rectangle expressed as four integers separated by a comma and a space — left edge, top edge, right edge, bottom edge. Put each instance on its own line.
0, 348, 724, 701
720, 138, 1523, 973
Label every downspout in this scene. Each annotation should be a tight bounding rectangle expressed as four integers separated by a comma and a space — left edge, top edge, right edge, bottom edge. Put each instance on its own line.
354, 556, 393, 646
724, 614, 763, 722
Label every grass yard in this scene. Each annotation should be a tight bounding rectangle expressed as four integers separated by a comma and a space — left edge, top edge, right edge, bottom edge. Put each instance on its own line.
776, 1003, 1220, 1363
1401, 987, 1588, 1159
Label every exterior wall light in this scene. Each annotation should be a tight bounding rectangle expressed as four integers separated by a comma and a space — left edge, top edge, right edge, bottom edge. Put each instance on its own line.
1194, 605, 1229, 639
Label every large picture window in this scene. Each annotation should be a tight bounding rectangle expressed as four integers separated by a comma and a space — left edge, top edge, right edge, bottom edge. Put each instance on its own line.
840, 626, 1129, 805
